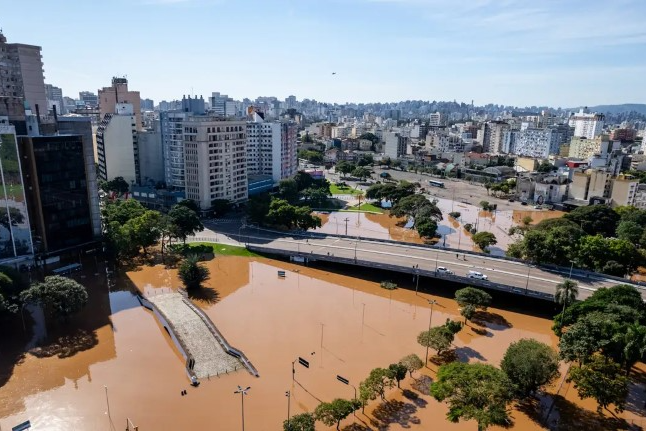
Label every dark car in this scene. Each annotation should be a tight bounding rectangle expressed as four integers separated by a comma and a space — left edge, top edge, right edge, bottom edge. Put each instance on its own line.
521, 201, 528, 206
508, 198, 514, 202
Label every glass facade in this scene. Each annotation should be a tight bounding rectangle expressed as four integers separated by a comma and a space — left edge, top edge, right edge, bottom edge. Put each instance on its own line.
22, 135, 94, 253
0, 126, 33, 259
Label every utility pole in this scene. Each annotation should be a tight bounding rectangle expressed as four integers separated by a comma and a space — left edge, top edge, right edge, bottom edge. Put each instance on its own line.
425, 300, 437, 366
343, 217, 350, 236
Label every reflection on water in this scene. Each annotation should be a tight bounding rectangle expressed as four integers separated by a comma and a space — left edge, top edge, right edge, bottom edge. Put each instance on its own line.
1, 257, 643, 430
315, 211, 423, 243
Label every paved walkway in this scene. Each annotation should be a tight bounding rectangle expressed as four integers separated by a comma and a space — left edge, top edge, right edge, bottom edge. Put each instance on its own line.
148, 292, 242, 378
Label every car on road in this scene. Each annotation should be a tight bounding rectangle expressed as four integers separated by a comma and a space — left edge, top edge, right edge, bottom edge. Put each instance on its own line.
436, 266, 454, 275
521, 201, 528, 206
467, 270, 488, 280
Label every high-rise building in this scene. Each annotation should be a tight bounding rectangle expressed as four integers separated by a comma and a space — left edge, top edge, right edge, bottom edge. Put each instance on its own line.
429, 112, 442, 127
384, 131, 408, 159
161, 111, 190, 189
568, 109, 604, 139
98, 77, 142, 131
209, 92, 234, 117
181, 95, 205, 115
513, 128, 561, 159
18, 133, 100, 255
478, 121, 509, 154
568, 135, 608, 160
141, 98, 155, 111
183, 118, 247, 210
137, 120, 164, 185
79, 91, 99, 108
0, 31, 47, 118
246, 113, 297, 183
96, 104, 139, 184
0, 123, 34, 263
45, 84, 65, 115
610, 175, 639, 207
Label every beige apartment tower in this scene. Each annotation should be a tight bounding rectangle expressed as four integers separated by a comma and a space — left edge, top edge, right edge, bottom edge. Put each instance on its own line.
98, 77, 142, 130
183, 118, 248, 210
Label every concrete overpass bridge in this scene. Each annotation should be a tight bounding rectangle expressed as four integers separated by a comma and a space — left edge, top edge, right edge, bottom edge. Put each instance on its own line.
191, 227, 645, 301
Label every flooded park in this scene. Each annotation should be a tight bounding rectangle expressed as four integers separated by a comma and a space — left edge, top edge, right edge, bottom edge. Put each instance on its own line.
1, 254, 645, 430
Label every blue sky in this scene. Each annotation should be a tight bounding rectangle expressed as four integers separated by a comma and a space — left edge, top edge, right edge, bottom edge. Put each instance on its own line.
3, 0, 646, 107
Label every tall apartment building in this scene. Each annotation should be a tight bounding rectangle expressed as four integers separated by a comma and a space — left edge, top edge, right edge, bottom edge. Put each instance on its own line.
161, 111, 190, 189
96, 104, 139, 184
209, 92, 235, 117
429, 112, 442, 127
246, 113, 297, 183
569, 169, 612, 201
0, 31, 47, 118
98, 77, 142, 131
610, 175, 639, 207
568, 135, 608, 160
141, 98, 155, 111
568, 109, 604, 139
480, 121, 510, 154
137, 120, 164, 185
384, 131, 408, 159
79, 91, 99, 108
183, 118, 247, 210
0, 124, 34, 262
513, 128, 561, 159
18, 133, 101, 255
45, 84, 64, 115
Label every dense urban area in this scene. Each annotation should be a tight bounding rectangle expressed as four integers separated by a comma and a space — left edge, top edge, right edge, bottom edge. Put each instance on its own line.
3, 24, 646, 431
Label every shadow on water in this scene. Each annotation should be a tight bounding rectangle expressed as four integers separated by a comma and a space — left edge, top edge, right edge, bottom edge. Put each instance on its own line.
186, 286, 220, 305
549, 395, 639, 431
370, 399, 421, 430
454, 346, 486, 362
473, 310, 512, 330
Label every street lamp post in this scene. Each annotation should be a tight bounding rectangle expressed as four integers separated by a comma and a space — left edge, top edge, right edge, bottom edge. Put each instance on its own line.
234, 385, 251, 431
425, 300, 437, 365
569, 261, 574, 279
435, 250, 439, 271
285, 390, 291, 429
525, 266, 531, 294
104, 385, 111, 419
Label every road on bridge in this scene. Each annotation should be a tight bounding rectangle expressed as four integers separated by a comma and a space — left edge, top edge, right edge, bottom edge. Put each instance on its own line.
209, 228, 641, 301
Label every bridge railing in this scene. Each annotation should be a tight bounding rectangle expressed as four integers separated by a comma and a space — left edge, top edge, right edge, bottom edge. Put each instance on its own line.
247, 245, 556, 301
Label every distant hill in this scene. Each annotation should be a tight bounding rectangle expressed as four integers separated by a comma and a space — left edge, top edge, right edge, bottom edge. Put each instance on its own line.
570, 104, 646, 115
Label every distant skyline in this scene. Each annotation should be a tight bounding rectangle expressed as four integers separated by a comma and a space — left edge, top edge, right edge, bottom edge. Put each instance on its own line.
3, 0, 646, 107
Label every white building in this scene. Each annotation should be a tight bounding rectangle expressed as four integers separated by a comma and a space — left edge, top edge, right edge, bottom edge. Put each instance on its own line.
568, 109, 604, 139
513, 128, 561, 159
633, 184, 646, 210
429, 112, 442, 127
246, 113, 298, 184
161, 111, 190, 189
96, 104, 139, 184
384, 131, 408, 159
183, 118, 248, 210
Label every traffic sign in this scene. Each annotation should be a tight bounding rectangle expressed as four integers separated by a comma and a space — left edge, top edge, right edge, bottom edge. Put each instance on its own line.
12, 420, 31, 431
336, 375, 349, 385
298, 357, 310, 368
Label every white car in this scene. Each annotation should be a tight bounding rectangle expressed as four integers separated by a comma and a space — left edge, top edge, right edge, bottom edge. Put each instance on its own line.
467, 270, 488, 280
436, 266, 454, 275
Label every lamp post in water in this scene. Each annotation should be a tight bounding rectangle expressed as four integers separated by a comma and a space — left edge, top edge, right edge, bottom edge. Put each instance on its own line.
234, 385, 251, 431
425, 300, 437, 365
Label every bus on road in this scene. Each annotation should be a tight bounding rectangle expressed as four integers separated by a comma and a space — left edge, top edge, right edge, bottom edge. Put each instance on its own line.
428, 180, 445, 188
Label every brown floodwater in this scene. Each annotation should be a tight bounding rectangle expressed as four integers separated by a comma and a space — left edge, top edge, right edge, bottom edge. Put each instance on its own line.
1, 256, 644, 431
512, 210, 566, 225
315, 211, 423, 244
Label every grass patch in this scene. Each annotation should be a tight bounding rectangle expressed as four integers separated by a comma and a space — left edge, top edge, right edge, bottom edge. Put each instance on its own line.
355, 203, 383, 213
187, 243, 259, 257
329, 183, 363, 195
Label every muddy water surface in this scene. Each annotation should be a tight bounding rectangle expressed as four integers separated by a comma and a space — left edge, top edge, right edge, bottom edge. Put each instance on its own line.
1, 257, 644, 431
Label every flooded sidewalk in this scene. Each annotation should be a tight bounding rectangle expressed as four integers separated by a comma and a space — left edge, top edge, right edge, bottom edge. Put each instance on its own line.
147, 292, 243, 378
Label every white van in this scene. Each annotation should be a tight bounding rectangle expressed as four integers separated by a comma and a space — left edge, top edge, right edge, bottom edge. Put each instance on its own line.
467, 270, 488, 280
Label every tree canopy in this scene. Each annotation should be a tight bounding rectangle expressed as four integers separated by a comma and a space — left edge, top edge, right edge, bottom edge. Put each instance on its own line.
500, 339, 560, 398
563, 205, 620, 237
567, 354, 629, 414
178, 255, 210, 290
472, 231, 497, 252
431, 362, 514, 430
314, 398, 356, 430
168, 204, 204, 243
20, 276, 88, 320
399, 353, 423, 377
283, 413, 315, 431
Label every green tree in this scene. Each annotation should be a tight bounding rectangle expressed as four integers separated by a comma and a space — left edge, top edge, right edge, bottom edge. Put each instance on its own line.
102, 198, 146, 225
127, 210, 162, 254
455, 287, 491, 312
484, 182, 491, 195
392, 160, 402, 170
168, 205, 204, 244
351, 166, 371, 180
448, 211, 461, 219
480, 200, 491, 211
283, 412, 315, 431
246, 193, 271, 224
20, 275, 88, 321
388, 363, 408, 388
314, 399, 355, 430
431, 362, 514, 431
176, 199, 200, 213
399, 353, 423, 377
416, 218, 438, 238
418, 326, 456, 357
567, 354, 629, 414
294, 171, 315, 191
500, 339, 560, 398
357, 153, 374, 166
104, 176, 130, 195
335, 161, 355, 178
564, 205, 620, 237
279, 178, 300, 204
210, 199, 231, 217
554, 279, 579, 326
359, 367, 395, 406
472, 231, 497, 252
300, 187, 329, 207
616, 220, 643, 244
558, 312, 614, 364
178, 255, 210, 290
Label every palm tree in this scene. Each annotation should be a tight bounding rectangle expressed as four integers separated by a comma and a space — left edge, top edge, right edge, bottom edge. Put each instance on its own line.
555, 279, 579, 327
